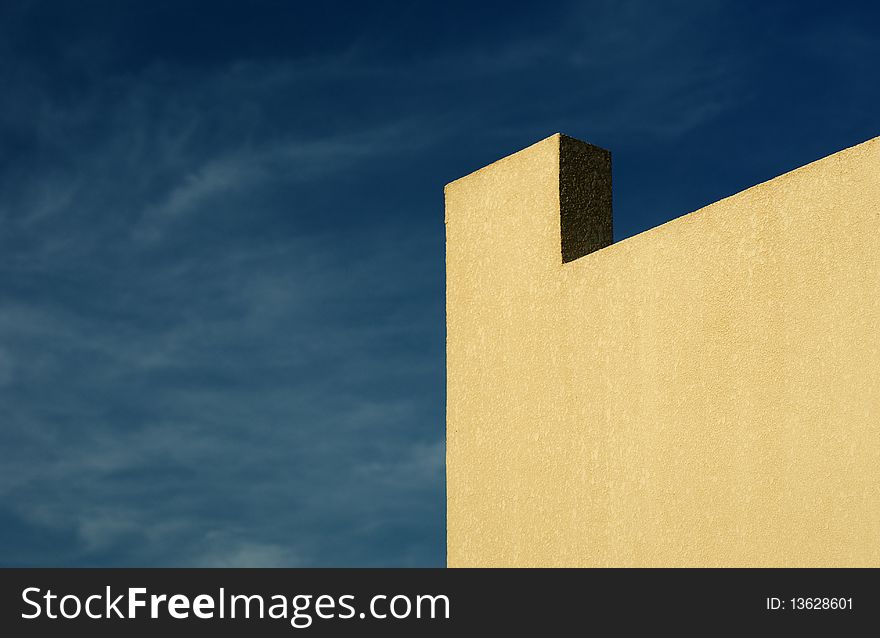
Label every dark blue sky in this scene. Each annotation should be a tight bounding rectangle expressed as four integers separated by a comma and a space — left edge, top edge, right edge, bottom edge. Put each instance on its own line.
1, 1, 878, 566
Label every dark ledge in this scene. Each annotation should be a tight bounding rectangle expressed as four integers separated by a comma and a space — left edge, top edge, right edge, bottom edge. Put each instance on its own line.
559, 134, 613, 263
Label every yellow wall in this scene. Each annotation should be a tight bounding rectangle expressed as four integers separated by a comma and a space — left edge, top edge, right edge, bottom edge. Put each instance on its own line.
446, 133, 880, 567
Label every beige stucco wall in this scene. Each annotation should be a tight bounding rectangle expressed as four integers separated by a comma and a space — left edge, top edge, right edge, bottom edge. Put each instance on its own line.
446, 133, 880, 567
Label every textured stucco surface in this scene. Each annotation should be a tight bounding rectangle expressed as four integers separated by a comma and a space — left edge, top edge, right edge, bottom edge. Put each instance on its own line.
446, 133, 880, 567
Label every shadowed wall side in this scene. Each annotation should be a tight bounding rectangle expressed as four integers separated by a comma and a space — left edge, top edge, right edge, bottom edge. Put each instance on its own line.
446, 132, 880, 567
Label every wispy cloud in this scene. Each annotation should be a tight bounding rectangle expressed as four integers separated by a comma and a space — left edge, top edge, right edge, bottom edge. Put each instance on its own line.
0, 40, 446, 566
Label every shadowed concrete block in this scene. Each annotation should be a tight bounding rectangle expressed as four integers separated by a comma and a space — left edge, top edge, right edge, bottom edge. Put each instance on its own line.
446, 132, 880, 567
559, 134, 612, 262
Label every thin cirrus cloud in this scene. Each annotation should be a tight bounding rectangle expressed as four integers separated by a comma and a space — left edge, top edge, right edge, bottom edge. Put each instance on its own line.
0, 50, 446, 566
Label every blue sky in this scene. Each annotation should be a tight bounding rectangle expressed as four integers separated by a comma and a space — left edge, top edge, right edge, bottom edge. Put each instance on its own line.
1, 0, 878, 566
